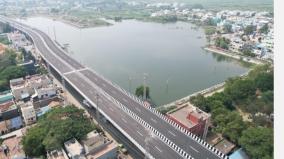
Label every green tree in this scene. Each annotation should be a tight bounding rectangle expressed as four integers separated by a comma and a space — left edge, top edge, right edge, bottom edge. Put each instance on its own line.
254, 72, 273, 91
223, 24, 232, 33
135, 85, 150, 99
215, 37, 230, 50
225, 79, 256, 101
204, 26, 216, 35
207, 92, 233, 110
242, 47, 256, 57
213, 111, 246, 143
239, 127, 273, 159
0, 49, 17, 71
244, 25, 255, 35
0, 66, 26, 80
190, 94, 210, 112
22, 106, 96, 157
0, 35, 11, 45
260, 24, 269, 34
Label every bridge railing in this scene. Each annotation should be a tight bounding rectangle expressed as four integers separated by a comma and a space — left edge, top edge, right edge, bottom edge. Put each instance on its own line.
85, 68, 227, 159
74, 72, 193, 159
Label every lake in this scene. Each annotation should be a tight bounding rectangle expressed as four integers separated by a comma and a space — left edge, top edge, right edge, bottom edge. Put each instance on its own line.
17, 17, 250, 106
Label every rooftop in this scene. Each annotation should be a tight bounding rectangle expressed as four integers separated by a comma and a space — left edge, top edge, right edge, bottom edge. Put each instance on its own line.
168, 102, 210, 128
86, 142, 118, 159
0, 90, 13, 104
64, 138, 85, 159
0, 100, 16, 113
47, 149, 68, 159
215, 139, 236, 155
0, 133, 25, 159
10, 74, 51, 89
229, 148, 249, 159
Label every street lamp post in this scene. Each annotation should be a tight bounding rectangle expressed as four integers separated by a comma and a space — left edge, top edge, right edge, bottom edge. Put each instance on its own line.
95, 93, 100, 128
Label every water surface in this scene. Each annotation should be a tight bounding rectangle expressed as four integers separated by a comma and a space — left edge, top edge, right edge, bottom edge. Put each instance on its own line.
18, 17, 250, 105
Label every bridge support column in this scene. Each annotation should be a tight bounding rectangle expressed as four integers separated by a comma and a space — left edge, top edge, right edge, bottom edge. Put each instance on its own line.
61, 77, 67, 106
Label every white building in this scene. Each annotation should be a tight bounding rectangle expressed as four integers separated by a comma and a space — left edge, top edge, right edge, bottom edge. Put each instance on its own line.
35, 87, 57, 99
10, 75, 53, 101
20, 102, 36, 125
64, 138, 86, 159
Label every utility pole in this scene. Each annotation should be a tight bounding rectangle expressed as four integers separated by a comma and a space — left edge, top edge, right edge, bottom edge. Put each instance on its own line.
166, 78, 169, 94
144, 128, 154, 159
143, 73, 147, 100
95, 93, 100, 128
53, 26, 57, 41
128, 76, 132, 93
47, 27, 50, 37
46, 62, 51, 74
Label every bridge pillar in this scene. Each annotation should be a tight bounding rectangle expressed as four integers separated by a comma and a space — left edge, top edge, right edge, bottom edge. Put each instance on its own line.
61, 77, 67, 106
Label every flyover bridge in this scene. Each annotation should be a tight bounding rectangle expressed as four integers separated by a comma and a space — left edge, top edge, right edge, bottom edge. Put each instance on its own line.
0, 16, 228, 159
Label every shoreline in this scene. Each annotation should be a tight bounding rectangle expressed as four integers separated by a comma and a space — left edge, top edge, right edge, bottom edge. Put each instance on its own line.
203, 46, 266, 65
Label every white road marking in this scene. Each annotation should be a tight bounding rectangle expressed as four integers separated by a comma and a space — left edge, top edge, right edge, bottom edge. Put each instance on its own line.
190, 146, 199, 153
122, 98, 128, 103
168, 131, 176, 137
135, 107, 141, 112
122, 118, 127, 123
155, 146, 162, 152
109, 107, 114, 112
137, 131, 143, 137
151, 118, 157, 123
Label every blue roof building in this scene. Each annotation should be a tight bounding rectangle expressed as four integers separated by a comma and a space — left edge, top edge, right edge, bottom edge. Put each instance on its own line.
229, 148, 249, 159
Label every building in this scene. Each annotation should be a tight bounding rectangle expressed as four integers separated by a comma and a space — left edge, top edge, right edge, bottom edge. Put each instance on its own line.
0, 98, 23, 134
214, 139, 235, 155
7, 31, 31, 50
34, 87, 57, 100
19, 102, 36, 125
64, 138, 86, 159
33, 96, 63, 111
10, 75, 53, 101
0, 100, 20, 121
167, 102, 210, 139
47, 149, 69, 159
82, 130, 118, 159
0, 90, 14, 104
229, 148, 249, 159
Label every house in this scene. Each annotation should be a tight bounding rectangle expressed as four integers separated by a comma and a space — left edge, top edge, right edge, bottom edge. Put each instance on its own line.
47, 149, 69, 159
34, 87, 57, 100
10, 75, 52, 101
83, 131, 118, 159
64, 138, 85, 159
167, 102, 210, 139
19, 102, 36, 125
0, 100, 23, 134
0, 100, 20, 121
0, 90, 14, 104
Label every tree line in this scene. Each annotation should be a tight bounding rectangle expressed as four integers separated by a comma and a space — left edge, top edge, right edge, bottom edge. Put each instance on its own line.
190, 64, 273, 159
